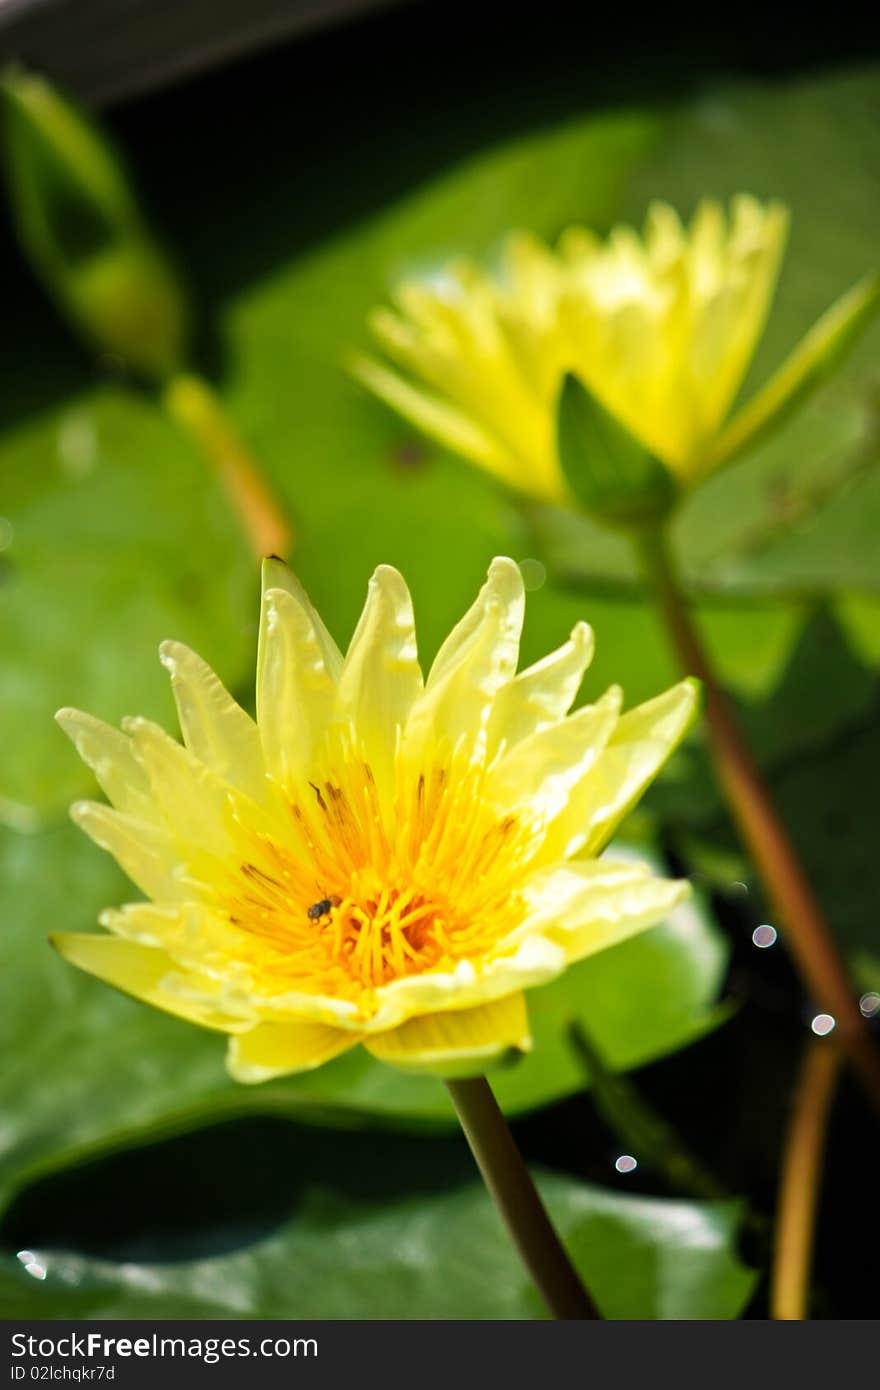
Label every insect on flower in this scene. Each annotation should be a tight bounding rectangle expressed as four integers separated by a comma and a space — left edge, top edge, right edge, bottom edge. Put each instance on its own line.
53, 557, 697, 1082
308, 896, 340, 921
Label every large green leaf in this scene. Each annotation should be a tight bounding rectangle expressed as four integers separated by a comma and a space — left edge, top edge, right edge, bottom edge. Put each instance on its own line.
0, 821, 727, 1215
0, 1161, 756, 1319
0, 389, 255, 828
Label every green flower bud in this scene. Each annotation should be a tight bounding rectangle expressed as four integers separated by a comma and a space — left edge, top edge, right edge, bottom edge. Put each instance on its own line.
556, 373, 678, 529
1, 69, 189, 380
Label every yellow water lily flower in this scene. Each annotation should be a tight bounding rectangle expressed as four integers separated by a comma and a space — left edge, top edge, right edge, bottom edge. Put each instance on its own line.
54, 558, 696, 1082
351, 197, 878, 501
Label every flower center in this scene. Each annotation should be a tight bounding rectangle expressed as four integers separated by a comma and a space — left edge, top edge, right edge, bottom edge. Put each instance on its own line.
221, 750, 536, 1009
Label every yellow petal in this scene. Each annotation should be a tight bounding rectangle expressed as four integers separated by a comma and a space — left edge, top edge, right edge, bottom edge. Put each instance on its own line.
521, 859, 690, 962
705, 269, 880, 474
50, 932, 251, 1031
337, 565, 423, 799
55, 708, 157, 822
368, 934, 566, 1032
541, 678, 699, 860
486, 685, 621, 820
257, 585, 337, 791
347, 350, 515, 481
685, 197, 789, 448
261, 557, 342, 679
227, 1019, 359, 1082
485, 619, 594, 754
99, 901, 252, 976
70, 800, 181, 901
365, 992, 530, 1076
123, 716, 233, 861
405, 557, 524, 757
159, 640, 269, 805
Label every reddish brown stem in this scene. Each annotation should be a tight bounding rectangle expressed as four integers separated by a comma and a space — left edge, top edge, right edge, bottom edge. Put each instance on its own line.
163, 372, 292, 560
638, 527, 880, 1113
771, 1039, 841, 1319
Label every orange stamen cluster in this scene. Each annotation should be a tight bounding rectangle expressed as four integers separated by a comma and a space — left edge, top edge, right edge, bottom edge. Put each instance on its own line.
218, 747, 538, 1011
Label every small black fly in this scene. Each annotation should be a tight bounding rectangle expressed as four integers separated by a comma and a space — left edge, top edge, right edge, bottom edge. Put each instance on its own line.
307, 895, 340, 921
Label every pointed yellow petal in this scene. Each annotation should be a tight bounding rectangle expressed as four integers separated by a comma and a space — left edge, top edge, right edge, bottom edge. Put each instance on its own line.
541, 678, 699, 860
405, 557, 524, 756
261, 557, 343, 679
685, 197, 789, 446
368, 934, 566, 1031
487, 686, 622, 820
98, 900, 245, 976
159, 640, 268, 804
521, 859, 690, 961
485, 620, 594, 754
123, 716, 233, 861
347, 351, 515, 482
257, 586, 337, 790
55, 708, 157, 821
338, 565, 423, 798
227, 1019, 360, 1082
50, 933, 251, 1031
70, 799, 181, 900
706, 270, 880, 474
365, 992, 530, 1076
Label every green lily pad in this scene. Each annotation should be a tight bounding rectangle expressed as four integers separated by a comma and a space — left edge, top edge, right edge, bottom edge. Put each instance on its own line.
0, 1154, 756, 1320
0, 388, 255, 829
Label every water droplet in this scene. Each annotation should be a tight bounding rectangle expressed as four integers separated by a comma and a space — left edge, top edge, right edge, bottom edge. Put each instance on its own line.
57, 414, 98, 478
811, 1013, 836, 1037
518, 558, 546, 592
17, 1250, 47, 1280
614, 1154, 638, 1174
752, 924, 777, 949
859, 992, 880, 1019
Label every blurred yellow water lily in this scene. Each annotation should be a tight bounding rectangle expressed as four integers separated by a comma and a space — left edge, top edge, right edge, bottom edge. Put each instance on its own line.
54, 558, 695, 1082
351, 197, 878, 501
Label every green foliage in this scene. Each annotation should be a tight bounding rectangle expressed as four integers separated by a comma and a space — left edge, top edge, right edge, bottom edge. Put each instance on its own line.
1, 71, 189, 378
1, 53, 878, 1319
556, 374, 678, 526
0, 390, 255, 827
0, 1138, 757, 1319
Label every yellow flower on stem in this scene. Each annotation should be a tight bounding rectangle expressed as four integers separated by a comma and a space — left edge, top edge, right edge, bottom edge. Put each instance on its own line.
54, 557, 696, 1084
350, 196, 878, 506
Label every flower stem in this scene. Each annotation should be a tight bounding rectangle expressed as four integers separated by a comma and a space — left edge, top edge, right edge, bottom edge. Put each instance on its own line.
162, 372, 292, 560
771, 1039, 841, 1319
445, 1075, 600, 1319
637, 525, 880, 1113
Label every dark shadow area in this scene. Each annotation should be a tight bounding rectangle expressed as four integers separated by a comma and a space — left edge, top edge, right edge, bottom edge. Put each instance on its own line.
0, 1116, 475, 1262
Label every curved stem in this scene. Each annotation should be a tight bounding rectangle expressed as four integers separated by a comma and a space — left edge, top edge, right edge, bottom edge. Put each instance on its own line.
445, 1076, 600, 1319
637, 526, 880, 1113
162, 372, 292, 560
771, 1039, 841, 1319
